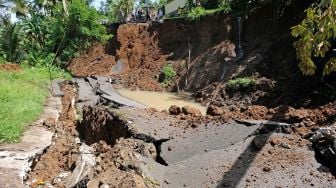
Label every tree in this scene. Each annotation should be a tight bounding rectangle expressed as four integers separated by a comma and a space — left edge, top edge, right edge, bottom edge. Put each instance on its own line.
104, 0, 134, 22
0, 24, 25, 63
291, 0, 336, 76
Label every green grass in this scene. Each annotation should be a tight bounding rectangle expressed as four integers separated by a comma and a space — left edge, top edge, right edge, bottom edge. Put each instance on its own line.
0, 66, 70, 143
227, 77, 256, 91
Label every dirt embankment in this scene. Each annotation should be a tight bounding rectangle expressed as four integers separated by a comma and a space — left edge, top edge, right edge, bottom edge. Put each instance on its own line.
69, 44, 116, 77
70, 24, 167, 91
29, 83, 79, 185
69, 0, 335, 125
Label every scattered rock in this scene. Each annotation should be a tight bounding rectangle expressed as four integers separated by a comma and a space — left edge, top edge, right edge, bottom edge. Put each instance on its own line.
280, 142, 291, 149
169, 105, 181, 115
269, 137, 281, 146
206, 105, 224, 116
182, 106, 202, 117
309, 125, 336, 175
263, 166, 271, 172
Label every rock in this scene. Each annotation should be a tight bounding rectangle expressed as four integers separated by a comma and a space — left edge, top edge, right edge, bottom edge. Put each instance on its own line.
206, 105, 224, 116
286, 108, 309, 122
269, 137, 281, 146
309, 126, 336, 175
263, 166, 271, 172
100, 183, 110, 188
181, 106, 202, 117
169, 105, 181, 115
280, 142, 291, 149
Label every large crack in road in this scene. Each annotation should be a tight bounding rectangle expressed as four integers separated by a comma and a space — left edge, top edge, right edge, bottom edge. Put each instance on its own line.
23, 77, 336, 187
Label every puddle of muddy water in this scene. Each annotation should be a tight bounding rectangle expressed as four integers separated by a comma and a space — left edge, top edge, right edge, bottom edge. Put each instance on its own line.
117, 89, 207, 115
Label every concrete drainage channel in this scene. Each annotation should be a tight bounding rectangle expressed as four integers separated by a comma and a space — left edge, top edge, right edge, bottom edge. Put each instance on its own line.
22, 77, 336, 187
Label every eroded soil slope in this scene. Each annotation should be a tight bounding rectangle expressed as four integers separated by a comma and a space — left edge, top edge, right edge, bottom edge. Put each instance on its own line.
70, 24, 167, 91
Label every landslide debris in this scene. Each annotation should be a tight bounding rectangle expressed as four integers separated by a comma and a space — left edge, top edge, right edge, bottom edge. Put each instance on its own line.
69, 44, 116, 77
70, 24, 167, 91
28, 81, 167, 187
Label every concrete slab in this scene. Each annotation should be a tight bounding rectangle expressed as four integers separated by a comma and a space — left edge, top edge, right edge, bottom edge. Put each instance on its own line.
51, 79, 65, 97
161, 122, 259, 164
163, 133, 336, 188
101, 94, 146, 108
119, 107, 179, 142
74, 78, 96, 102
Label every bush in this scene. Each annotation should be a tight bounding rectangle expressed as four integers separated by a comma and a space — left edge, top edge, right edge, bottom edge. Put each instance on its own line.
159, 64, 176, 87
19, 0, 111, 67
227, 77, 255, 91
291, 0, 336, 76
187, 7, 207, 21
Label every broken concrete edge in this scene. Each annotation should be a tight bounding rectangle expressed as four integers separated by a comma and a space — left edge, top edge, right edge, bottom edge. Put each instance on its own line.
235, 119, 294, 134
0, 94, 62, 187
65, 144, 96, 188
51, 79, 65, 97
72, 76, 147, 109
76, 105, 169, 186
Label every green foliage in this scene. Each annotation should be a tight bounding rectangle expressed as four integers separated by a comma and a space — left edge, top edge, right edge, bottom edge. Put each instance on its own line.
162, 64, 176, 81
219, 0, 232, 12
0, 24, 25, 63
291, 0, 336, 76
19, 0, 111, 67
102, 0, 134, 23
227, 77, 255, 91
187, 6, 207, 21
0, 66, 70, 143
160, 64, 176, 87
187, 6, 230, 21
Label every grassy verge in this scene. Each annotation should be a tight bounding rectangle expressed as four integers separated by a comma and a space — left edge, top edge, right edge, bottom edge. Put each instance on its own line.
0, 66, 70, 143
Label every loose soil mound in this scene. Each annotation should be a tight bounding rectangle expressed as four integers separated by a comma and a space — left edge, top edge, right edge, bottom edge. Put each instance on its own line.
69, 44, 116, 77
115, 24, 167, 91
0, 64, 21, 72
28, 83, 78, 184
69, 24, 167, 91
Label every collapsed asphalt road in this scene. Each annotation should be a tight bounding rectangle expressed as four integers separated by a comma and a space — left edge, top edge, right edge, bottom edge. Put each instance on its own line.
26, 77, 336, 187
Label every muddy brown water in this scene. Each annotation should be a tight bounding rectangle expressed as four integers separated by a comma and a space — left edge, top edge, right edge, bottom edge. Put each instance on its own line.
117, 89, 207, 115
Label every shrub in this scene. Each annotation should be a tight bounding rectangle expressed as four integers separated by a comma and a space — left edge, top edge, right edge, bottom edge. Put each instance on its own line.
159, 64, 176, 87
187, 7, 207, 21
227, 77, 255, 91
291, 0, 336, 76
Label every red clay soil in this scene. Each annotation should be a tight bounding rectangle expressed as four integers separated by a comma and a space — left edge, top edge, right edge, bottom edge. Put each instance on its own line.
0, 64, 21, 72
28, 83, 79, 185
69, 24, 167, 91
69, 44, 116, 77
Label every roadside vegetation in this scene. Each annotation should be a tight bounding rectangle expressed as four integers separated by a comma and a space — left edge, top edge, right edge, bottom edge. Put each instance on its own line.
0, 66, 70, 143
0, 0, 109, 143
160, 64, 176, 87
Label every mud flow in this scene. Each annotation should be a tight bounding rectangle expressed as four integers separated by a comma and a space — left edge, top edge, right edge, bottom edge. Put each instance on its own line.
117, 89, 207, 115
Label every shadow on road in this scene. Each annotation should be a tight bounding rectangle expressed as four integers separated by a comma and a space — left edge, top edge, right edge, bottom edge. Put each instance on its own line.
216, 130, 272, 188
